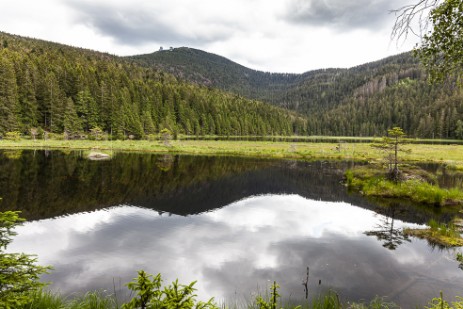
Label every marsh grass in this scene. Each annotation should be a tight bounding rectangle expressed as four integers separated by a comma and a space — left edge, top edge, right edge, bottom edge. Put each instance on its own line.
22, 290, 117, 309
23, 288, 463, 309
404, 219, 463, 247
67, 291, 117, 309
346, 168, 463, 207
23, 290, 65, 309
347, 296, 399, 309
309, 292, 342, 309
0, 139, 462, 169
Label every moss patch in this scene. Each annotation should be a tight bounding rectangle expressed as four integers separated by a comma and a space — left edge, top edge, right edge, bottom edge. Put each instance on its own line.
404, 228, 463, 247
346, 165, 463, 207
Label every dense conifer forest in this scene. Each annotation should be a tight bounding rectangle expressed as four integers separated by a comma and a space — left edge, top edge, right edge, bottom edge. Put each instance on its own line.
1, 32, 462, 138
131, 48, 463, 138
0, 32, 305, 138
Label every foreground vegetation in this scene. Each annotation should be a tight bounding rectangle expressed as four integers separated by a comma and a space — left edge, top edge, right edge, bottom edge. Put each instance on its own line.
1, 138, 463, 169
16, 280, 463, 309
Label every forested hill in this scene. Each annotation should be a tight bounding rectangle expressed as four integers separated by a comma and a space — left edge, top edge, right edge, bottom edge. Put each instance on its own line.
129, 48, 463, 139
127, 47, 303, 105
0, 32, 306, 138
127, 47, 419, 108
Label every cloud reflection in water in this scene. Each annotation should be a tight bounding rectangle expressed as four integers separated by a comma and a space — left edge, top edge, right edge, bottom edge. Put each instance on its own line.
9, 194, 463, 307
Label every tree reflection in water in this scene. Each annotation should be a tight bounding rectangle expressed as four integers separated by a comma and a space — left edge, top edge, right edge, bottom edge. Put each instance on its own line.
365, 204, 411, 250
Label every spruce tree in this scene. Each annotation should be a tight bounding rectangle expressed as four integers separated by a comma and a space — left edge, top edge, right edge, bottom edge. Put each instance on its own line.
0, 211, 50, 308
0, 53, 20, 134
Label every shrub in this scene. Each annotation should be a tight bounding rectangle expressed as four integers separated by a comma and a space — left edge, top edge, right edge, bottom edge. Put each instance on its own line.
122, 270, 218, 309
46, 132, 65, 140
0, 211, 51, 308
428, 219, 439, 232
4, 131, 21, 141
345, 170, 354, 187
425, 292, 463, 309
160, 128, 173, 147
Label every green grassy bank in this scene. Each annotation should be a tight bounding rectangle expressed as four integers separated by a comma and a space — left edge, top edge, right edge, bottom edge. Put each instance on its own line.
1, 138, 462, 169
345, 164, 463, 247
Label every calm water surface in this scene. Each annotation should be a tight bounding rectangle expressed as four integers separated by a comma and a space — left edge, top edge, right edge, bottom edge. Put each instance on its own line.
1, 150, 463, 307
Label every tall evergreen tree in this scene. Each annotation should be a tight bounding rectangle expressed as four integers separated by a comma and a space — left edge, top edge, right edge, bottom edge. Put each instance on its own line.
63, 97, 82, 135
0, 52, 20, 134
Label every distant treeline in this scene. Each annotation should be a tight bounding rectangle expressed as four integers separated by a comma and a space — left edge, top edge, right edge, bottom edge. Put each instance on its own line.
131, 48, 463, 139
0, 32, 306, 138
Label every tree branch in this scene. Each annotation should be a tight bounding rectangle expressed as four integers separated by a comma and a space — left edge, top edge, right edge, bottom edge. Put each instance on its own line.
390, 0, 442, 45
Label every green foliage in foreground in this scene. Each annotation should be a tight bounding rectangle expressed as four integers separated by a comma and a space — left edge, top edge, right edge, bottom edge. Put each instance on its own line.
425, 292, 463, 309
122, 270, 218, 309
0, 211, 51, 309
19, 282, 463, 309
23, 290, 117, 309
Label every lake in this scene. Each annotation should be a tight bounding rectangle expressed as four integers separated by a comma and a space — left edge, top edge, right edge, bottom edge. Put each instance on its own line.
1, 150, 463, 307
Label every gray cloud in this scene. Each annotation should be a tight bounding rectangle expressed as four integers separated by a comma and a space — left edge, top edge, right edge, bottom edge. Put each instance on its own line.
64, 0, 232, 46
283, 0, 402, 31
14, 199, 463, 306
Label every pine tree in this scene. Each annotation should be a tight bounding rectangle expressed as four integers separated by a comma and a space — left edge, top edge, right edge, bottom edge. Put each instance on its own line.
76, 90, 99, 132
42, 72, 64, 132
455, 120, 463, 140
0, 211, 50, 308
63, 97, 82, 135
0, 53, 20, 134
18, 66, 38, 133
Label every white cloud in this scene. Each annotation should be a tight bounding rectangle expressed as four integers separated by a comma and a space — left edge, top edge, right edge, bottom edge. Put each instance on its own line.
0, 0, 419, 72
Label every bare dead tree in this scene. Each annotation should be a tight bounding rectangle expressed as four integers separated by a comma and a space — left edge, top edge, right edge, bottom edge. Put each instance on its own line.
390, 0, 442, 44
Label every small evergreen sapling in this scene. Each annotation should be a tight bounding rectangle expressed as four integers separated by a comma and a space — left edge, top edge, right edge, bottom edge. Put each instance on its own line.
0, 210, 50, 308
123, 270, 218, 309
372, 127, 407, 182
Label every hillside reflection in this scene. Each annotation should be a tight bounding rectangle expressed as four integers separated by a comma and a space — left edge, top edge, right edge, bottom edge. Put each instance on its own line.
0, 150, 456, 224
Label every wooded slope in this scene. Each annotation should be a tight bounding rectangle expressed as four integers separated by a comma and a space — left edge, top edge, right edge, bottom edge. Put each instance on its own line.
0, 32, 305, 138
130, 48, 463, 138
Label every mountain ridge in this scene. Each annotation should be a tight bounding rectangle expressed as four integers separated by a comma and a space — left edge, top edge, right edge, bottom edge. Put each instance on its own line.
127, 47, 421, 110
128, 47, 463, 139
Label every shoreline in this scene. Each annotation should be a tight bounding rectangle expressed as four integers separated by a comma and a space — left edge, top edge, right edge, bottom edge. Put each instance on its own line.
0, 139, 462, 168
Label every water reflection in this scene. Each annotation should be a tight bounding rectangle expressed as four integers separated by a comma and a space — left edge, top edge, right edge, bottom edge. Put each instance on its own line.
365, 205, 411, 250
0, 150, 456, 225
9, 195, 463, 308
2, 151, 463, 307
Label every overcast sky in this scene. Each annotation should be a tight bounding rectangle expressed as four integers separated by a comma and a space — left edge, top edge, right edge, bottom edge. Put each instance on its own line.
0, 0, 420, 73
